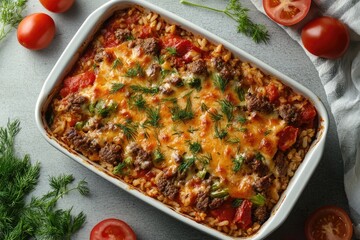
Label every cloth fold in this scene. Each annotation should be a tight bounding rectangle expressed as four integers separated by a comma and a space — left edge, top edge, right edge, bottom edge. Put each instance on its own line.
250, 0, 360, 237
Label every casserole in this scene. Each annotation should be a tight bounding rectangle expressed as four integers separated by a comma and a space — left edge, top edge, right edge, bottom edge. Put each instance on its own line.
35, 0, 329, 239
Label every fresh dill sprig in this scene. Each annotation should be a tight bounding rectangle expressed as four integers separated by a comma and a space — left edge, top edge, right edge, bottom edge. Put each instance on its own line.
214, 124, 228, 140
197, 153, 212, 165
209, 110, 223, 122
0, 121, 89, 240
125, 63, 144, 77
226, 137, 240, 144
116, 122, 138, 141
171, 97, 194, 122
218, 99, 234, 122
187, 126, 199, 133
180, 0, 269, 44
153, 148, 164, 163
213, 74, 229, 92
201, 103, 209, 112
110, 83, 125, 93
0, 0, 27, 42
187, 141, 202, 154
95, 100, 118, 118
145, 107, 161, 128
130, 85, 159, 94
237, 116, 247, 124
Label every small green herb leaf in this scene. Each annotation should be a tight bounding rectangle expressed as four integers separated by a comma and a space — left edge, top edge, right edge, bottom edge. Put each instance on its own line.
110, 83, 125, 93
171, 97, 194, 122
178, 156, 195, 173
218, 99, 234, 122
112, 58, 122, 69
232, 154, 244, 172
130, 85, 159, 94
166, 47, 177, 55
188, 141, 202, 154
213, 74, 228, 92
250, 193, 266, 206
116, 122, 138, 141
125, 63, 144, 77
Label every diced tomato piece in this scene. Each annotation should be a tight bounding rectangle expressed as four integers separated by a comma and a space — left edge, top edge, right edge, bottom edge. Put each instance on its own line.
162, 35, 194, 57
277, 126, 299, 151
266, 84, 279, 103
234, 199, 253, 229
103, 30, 118, 48
138, 25, 152, 39
300, 103, 317, 123
60, 71, 95, 98
210, 202, 236, 222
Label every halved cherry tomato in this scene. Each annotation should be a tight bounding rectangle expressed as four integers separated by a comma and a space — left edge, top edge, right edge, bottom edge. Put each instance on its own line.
17, 13, 55, 50
301, 16, 350, 59
234, 199, 253, 229
305, 206, 353, 240
162, 35, 195, 57
60, 71, 95, 98
39, 0, 75, 13
277, 126, 299, 151
300, 103, 317, 124
263, 0, 311, 26
90, 218, 137, 240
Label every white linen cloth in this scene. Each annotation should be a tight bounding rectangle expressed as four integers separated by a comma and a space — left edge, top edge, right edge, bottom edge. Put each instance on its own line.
250, 0, 360, 237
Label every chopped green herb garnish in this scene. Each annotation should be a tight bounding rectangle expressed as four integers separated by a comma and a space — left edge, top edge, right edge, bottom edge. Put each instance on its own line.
110, 83, 125, 93
209, 110, 223, 122
113, 162, 127, 175
211, 188, 229, 198
131, 94, 147, 110
255, 152, 265, 162
197, 169, 207, 179
187, 126, 199, 133
235, 86, 246, 101
166, 47, 177, 55
125, 63, 144, 77
130, 85, 159, 94
250, 193, 266, 206
237, 116, 247, 124
214, 124, 228, 140
201, 103, 209, 112
155, 55, 165, 64
153, 149, 164, 163
188, 78, 202, 91
116, 122, 138, 141
178, 156, 195, 173
95, 100, 118, 118
232, 154, 244, 172
171, 97, 194, 122
232, 198, 243, 208
160, 69, 170, 79
226, 137, 240, 144
125, 35, 135, 41
145, 107, 161, 128
74, 121, 86, 131
172, 126, 184, 137
188, 141, 202, 154
264, 129, 272, 136
112, 58, 122, 69
218, 99, 234, 121
180, 0, 270, 44
213, 74, 229, 92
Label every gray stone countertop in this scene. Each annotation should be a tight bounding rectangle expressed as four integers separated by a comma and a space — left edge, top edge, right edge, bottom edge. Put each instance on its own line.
0, 0, 348, 239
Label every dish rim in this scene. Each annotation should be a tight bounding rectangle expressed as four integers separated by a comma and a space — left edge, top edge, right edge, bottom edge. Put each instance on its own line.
35, 0, 329, 239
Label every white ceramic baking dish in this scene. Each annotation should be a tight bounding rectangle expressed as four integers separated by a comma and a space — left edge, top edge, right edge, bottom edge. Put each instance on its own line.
35, 0, 329, 239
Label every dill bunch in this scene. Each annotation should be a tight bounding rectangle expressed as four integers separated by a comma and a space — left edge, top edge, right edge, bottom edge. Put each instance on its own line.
0, 0, 27, 42
0, 120, 89, 239
180, 0, 269, 44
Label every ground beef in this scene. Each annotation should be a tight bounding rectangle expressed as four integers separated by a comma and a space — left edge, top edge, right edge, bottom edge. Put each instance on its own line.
159, 83, 174, 95
115, 28, 131, 42
246, 94, 274, 114
157, 173, 179, 200
253, 175, 273, 192
99, 143, 123, 165
211, 57, 234, 81
196, 191, 210, 211
273, 151, 288, 177
146, 63, 161, 79
253, 205, 268, 224
141, 38, 160, 55
278, 104, 299, 124
186, 59, 208, 75
65, 128, 100, 155
68, 94, 88, 113
247, 158, 269, 177
168, 76, 183, 87
127, 143, 153, 170
94, 48, 105, 62
209, 198, 225, 209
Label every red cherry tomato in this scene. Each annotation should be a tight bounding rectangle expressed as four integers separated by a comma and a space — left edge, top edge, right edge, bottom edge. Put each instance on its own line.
263, 0, 311, 26
266, 84, 279, 103
300, 103, 317, 124
301, 16, 350, 59
17, 13, 55, 50
39, 0, 75, 13
305, 206, 353, 240
277, 126, 299, 151
90, 218, 137, 240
